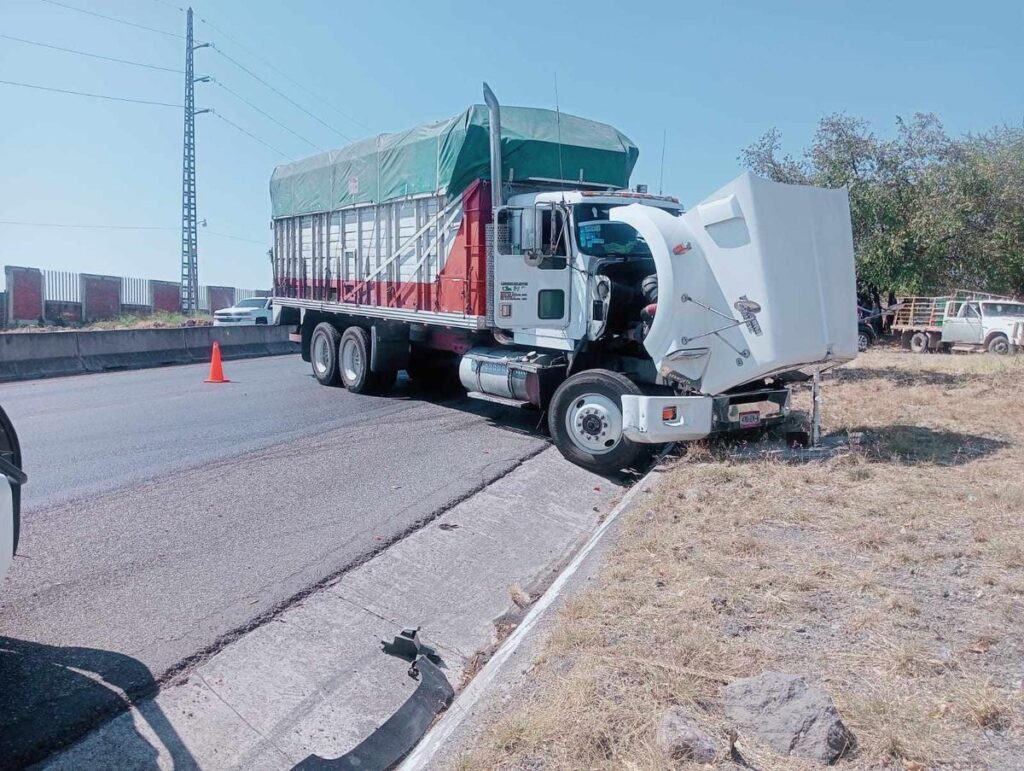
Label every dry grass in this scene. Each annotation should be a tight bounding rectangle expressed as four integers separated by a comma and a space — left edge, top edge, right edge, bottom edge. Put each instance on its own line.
2, 311, 213, 333
457, 350, 1024, 770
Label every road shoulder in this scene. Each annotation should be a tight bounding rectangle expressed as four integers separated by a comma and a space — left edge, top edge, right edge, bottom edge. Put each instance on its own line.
41, 448, 625, 769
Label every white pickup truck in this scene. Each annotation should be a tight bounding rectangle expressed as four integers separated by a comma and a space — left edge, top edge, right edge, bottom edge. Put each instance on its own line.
213, 297, 274, 326
893, 295, 1024, 354
0, 406, 25, 583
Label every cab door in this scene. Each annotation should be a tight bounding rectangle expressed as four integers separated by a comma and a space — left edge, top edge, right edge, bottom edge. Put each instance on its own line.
943, 302, 983, 343
491, 204, 572, 330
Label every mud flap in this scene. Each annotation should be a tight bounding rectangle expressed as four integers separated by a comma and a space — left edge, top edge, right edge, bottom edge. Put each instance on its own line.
292, 630, 453, 771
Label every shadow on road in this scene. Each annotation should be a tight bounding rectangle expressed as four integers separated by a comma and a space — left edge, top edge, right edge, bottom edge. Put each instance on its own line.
0, 636, 197, 770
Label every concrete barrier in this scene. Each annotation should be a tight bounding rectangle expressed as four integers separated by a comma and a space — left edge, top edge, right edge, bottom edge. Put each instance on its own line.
77, 328, 191, 373
0, 325, 297, 382
0, 332, 83, 380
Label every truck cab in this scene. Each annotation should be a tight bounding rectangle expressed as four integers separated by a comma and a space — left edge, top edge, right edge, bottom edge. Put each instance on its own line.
942, 300, 1024, 354
494, 190, 684, 352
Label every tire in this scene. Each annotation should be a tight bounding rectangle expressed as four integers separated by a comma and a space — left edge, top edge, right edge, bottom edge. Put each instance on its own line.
310, 322, 342, 386
255, 317, 268, 325
909, 331, 929, 354
987, 334, 1010, 355
338, 327, 393, 394
548, 369, 646, 474
857, 330, 871, 352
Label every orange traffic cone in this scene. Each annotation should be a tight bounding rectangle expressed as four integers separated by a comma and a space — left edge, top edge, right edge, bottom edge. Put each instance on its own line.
204, 341, 231, 383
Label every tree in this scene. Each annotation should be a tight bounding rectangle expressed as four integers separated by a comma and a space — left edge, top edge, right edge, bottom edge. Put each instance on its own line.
741, 115, 1024, 297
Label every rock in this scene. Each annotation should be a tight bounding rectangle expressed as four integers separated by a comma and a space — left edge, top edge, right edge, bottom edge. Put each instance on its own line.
655, 707, 718, 764
722, 672, 852, 764
679, 487, 707, 503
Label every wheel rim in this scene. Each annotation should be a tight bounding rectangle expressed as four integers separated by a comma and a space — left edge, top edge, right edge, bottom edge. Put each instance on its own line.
564, 393, 623, 455
992, 339, 1009, 354
342, 338, 362, 382
312, 333, 331, 376
858, 333, 869, 352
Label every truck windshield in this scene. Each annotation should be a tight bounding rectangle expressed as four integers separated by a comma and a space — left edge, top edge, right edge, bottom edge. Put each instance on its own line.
236, 298, 267, 308
983, 302, 1024, 317
574, 204, 651, 258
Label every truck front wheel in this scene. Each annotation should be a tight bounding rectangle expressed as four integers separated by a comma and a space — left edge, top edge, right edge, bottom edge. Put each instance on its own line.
548, 370, 646, 474
987, 334, 1011, 355
310, 322, 342, 386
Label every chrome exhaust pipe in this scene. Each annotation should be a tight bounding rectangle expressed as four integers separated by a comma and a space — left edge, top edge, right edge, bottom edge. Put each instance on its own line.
483, 82, 503, 210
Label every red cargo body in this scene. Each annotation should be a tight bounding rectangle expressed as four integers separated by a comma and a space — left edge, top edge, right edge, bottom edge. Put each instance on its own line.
273, 181, 491, 328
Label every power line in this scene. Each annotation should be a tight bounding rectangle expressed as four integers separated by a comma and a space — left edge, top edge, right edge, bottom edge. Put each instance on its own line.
204, 231, 265, 245
144, 0, 185, 11
38, 0, 183, 39
0, 33, 182, 73
211, 46, 352, 143
211, 112, 291, 159
196, 12, 371, 134
212, 79, 321, 151
0, 220, 265, 245
0, 220, 176, 231
0, 78, 182, 107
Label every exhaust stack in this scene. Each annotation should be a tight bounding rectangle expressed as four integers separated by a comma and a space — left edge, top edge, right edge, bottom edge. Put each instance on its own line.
483, 82, 503, 210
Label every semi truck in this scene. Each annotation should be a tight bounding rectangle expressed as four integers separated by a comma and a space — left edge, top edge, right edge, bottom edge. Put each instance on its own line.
891, 292, 1024, 354
270, 85, 857, 473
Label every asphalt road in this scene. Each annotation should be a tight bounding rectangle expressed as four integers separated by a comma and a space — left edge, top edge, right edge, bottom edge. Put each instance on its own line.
0, 355, 548, 766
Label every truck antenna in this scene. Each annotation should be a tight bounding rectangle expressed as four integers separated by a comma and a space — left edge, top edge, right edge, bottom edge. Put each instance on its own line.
554, 73, 565, 186
659, 129, 667, 195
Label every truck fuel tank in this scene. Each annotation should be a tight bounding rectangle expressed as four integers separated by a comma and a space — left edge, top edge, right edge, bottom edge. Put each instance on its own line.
458, 348, 566, 407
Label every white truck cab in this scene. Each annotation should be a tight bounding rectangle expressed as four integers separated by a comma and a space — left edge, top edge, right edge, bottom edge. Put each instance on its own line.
483, 168, 857, 467
495, 189, 684, 350
942, 300, 1024, 354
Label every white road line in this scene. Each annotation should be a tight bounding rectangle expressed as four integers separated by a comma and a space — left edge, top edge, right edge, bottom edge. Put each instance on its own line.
398, 464, 663, 770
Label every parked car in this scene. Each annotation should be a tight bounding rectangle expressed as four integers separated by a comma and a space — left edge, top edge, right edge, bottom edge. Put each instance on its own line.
213, 297, 273, 326
0, 405, 26, 583
857, 306, 880, 352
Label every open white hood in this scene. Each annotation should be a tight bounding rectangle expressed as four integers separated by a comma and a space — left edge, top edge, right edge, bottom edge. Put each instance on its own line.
612, 173, 857, 395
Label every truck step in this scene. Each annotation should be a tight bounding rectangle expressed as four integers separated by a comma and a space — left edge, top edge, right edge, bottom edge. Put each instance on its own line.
465, 391, 531, 409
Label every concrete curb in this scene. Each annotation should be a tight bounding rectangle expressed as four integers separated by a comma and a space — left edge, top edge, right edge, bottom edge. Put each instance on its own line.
398, 463, 664, 770
0, 326, 297, 382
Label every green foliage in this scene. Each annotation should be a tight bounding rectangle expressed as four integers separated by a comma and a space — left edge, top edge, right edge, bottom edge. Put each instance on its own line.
741, 115, 1024, 296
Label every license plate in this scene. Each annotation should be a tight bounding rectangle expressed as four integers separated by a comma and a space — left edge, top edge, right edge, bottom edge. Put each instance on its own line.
739, 410, 761, 428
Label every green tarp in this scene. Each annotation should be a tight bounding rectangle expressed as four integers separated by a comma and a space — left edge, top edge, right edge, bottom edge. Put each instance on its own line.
269, 105, 639, 219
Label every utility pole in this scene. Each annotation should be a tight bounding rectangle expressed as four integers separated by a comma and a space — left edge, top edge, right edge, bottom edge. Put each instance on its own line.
180, 7, 209, 314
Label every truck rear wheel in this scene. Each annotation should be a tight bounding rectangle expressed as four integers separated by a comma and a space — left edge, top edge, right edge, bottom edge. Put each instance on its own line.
548, 370, 645, 474
310, 322, 342, 386
339, 327, 394, 394
909, 331, 929, 354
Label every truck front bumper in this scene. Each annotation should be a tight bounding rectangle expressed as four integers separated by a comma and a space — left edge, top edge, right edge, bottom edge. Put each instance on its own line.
622, 388, 791, 444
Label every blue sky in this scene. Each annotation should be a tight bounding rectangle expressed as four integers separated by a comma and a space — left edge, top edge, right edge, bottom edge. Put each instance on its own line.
1, 0, 1021, 289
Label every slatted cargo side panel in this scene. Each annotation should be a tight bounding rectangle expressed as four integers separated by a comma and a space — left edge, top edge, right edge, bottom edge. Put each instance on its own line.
272, 190, 472, 317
